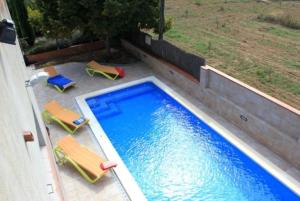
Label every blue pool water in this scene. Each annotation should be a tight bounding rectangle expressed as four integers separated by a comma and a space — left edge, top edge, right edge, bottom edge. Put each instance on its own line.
86, 82, 300, 201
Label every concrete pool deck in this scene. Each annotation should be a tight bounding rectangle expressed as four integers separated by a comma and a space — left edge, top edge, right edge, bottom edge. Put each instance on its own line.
27, 61, 300, 201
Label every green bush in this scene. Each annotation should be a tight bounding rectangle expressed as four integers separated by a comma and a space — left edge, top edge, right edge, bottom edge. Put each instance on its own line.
26, 40, 58, 54
27, 6, 44, 36
164, 17, 173, 33
257, 13, 300, 30
25, 30, 99, 55
154, 17, 173, 34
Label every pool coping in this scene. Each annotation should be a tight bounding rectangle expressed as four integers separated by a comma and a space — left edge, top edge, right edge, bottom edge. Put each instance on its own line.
76, 76, 300, 200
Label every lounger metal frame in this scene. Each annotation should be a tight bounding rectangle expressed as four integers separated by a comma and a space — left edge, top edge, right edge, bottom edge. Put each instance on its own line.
85, 67, 119, 80
46, 82, 74, 93
42, 110, 89, 134
44, 66, 76, 92
54, 146, 104, 183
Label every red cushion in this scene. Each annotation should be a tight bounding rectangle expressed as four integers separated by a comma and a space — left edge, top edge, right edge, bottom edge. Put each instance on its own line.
115, 67, 125, 78
100, 161, 117, 170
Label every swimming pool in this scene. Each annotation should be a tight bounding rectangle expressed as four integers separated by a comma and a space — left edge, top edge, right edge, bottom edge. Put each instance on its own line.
77, 77, 300, 201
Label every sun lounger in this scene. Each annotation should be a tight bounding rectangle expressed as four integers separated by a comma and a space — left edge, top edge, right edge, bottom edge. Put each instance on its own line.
44, 66, 76, 93
54, 135, 117, 183
42, 100, 89, 134
86, 60, 125, 80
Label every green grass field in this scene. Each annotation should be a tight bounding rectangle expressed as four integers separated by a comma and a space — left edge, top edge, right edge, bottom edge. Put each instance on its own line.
162, 0, 300, 109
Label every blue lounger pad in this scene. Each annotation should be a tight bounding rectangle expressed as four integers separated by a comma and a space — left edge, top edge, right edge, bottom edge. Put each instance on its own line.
47, 75, 75, 89
73, 117, 85, 125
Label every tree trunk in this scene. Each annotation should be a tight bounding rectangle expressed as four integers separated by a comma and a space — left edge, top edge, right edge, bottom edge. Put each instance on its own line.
55, 38, 60, 49
8, 0, 35, 46
159, 0, 165, 40
105, 34, 111, 58
7, 0, 23, 38
17, 0, 35, 46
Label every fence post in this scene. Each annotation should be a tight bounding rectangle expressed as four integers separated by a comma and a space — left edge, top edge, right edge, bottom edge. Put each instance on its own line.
200, 65, 210, 88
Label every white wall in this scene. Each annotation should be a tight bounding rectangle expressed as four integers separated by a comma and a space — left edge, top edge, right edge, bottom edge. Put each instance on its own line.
0, 1, 49, 201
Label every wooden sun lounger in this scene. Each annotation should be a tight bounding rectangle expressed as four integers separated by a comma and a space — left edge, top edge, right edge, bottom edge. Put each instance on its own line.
54, 135, 109, 183
42, 100, 89, 134
86, 60, 125, 80
44, 66, 76, 93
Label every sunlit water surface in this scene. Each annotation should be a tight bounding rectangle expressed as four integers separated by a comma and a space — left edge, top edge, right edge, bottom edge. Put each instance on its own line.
87, 82, 299, 201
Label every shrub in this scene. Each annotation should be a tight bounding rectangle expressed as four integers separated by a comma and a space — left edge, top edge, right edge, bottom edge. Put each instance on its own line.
164, 17, 173, 33
154, 17, 173, 34
27, 6, 44, 36
257, 13, 300, 30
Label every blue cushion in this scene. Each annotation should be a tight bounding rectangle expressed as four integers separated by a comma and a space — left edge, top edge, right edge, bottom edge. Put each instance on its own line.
47, 75, 74, 89
73, 117, 85, 125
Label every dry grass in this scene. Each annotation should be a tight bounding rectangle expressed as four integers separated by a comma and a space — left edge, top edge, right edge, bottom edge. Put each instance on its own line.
161, 0, 300, 109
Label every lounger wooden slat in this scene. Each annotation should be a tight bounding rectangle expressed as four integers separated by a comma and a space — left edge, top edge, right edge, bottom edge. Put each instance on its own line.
42, 100, 89, 134
86, 60, 125, 80
88, 61, 119, 75
44, 101, 80, 127
55, 111, 80, 128
54, 136, 115, 183
44, 100, 64, 114
57, 136, 107, 177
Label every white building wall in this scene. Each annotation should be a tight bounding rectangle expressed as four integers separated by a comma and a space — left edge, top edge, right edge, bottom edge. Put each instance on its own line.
0, 1, 49, 201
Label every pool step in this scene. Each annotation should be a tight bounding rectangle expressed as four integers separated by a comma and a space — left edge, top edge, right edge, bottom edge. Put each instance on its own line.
87, 83, 156, 118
